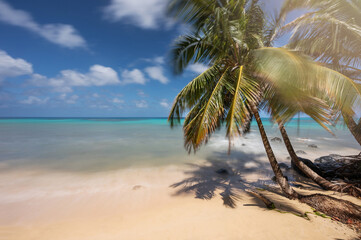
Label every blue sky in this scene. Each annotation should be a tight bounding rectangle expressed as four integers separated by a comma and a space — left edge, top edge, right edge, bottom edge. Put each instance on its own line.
0, 0, 286, 117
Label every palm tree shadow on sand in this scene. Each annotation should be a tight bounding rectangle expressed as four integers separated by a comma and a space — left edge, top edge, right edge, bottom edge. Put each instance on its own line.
170, 150, 317, 214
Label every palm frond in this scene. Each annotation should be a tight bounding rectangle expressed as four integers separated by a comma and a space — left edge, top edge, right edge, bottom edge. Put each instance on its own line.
167, 0, 221, 31
171, 34, 217, 74
168, 64, 221, 127
282, 13, 361, 67
183, 68, 231, 152
225, 66, 260, 148
253, 47, 361, 130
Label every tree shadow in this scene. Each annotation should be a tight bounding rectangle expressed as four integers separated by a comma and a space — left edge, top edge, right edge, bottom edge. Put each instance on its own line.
171, 161, 248, 208
170, 150, 311, 216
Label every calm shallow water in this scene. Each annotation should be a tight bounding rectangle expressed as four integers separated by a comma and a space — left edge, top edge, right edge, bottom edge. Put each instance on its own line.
0, 118, 358, 173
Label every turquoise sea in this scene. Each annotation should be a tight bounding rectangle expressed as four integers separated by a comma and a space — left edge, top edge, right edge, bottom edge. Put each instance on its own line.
0, 118, 358, 173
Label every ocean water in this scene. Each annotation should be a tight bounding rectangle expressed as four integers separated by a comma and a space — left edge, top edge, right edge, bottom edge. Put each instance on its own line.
0, 118, 359, 173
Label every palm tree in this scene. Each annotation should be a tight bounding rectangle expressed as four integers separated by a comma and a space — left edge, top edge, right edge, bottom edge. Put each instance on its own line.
167, 0, 361, 223
269, 0, 361, 197
278, 0, 361, 145
277, 122, 361, 197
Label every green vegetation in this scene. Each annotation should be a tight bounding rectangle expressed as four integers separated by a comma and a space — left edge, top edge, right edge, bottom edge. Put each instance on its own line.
279, 0, 361, 145
167, 0, 361, 227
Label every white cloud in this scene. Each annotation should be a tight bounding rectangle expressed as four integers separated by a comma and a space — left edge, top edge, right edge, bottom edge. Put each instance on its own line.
0, 50, 33, 82
58, 94, 78, 104
92, 93, 100, 98
90, 104, 111, 109
188, 63, 209, 74
153, 56, 165, 65
29, 65, 121, 92
29, 73, 73, 93
160, 99, 170, 108
137, 90, 146, 97
66, 95, 79, 104
103, 0, 171, 29
59, 65, 120, 86
145, 66, 169, 84
121, 69, 147, 85
112, 97, 124, 104
143, 56, 165, 65
59, 93, 67, 100
0, 0, 86, 48
20, 96, 49, 105
135, 100, 148, 108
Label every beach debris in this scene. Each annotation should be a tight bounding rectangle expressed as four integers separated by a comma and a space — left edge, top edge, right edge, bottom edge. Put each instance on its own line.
296, 150, 307, 155
299, 194, 361, 230
270, 137, 282, 143
215, 168, 229, 175
245, 189, 275, 209
242, 143, 246, 146
308, 144, 318, 148
132, 185, 144, 190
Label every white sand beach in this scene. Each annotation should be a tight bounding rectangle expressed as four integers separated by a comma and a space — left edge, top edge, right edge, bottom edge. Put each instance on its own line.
1, 137, 360, 240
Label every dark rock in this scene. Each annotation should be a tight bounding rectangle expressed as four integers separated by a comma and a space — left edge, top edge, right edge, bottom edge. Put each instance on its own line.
132, 185, 144, 190
314, 155, 343, 167
296, 150, 307, 155
216, 168, 229, 175
308, 144, 318, 149
291, 157, 324, 178
242, 143, 246, 146
287, 154, 361, 180
279, 163, 290, 170
314, 154, 361, 180
271, 137, 282, 143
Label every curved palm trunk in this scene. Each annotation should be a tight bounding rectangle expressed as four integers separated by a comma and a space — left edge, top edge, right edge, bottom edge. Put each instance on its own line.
248, 108, 361, 223
249, 103, 299, 199
278, 123, 341, 188
343, 112, 361, 146
278, 122, 361, 197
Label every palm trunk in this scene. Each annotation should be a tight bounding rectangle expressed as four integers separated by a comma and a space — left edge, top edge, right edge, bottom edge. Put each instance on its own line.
343, 112, 361, 146
249, 102, 299, 199
278, 123, 339, 188
249, 110, 361, 223
239, 104, 361, 224
278, 122, 361, 197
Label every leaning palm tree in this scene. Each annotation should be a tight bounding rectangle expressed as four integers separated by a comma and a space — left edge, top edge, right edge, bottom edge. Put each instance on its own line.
278, 0, 361, 145
167, 0, 361, 224
270, 0, 361, 197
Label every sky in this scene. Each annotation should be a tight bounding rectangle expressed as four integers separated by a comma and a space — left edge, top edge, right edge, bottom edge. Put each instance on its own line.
0, 0, 286, 117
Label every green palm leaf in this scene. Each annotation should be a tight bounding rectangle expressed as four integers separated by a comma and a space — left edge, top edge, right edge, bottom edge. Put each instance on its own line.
168, 64, 220, 127
183, 67, 231, 152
